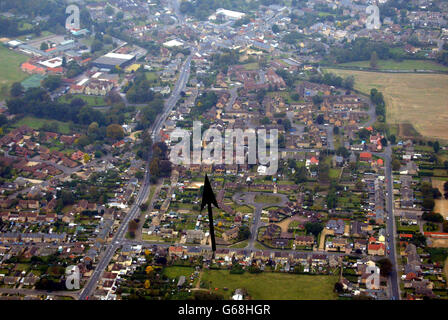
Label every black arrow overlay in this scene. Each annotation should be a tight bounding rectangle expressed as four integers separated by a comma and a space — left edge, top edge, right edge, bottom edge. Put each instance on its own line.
201, 174, 219, 255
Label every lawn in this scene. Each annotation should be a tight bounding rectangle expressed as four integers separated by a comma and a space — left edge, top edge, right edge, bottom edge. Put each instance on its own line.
163, 266, 195, 280
0, 45, 29, 100
242, 62, 259, 70
11, 116, 71, 134
201, 270, 339, 300
254, 194, 282, 204
60, 94, 106, 107
234, 205, 254, 214
325, 68, 448, 141
145, 72, 159, 82
338, 59, 448, 72
228, 240, 248, 248
329, 168, 341, 180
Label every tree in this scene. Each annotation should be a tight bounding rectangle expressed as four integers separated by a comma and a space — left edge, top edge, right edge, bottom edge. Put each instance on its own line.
343, 75, 355, 90
42, 75, 62, 91
433, 141, 440, 153
61, 190, 74, 206
128, 219, 138, 238
318, 162, 330, 182
377, 258, 393, 276
370, 51, 379, 69
105, 91, 123, 105
392, 159, 401, 171
422, 212, 443, 223
315, 114, 324, 125
334, 282, 344, 293
272, 24, 280, 33
10, 82, 23, 97
305, 222, 323, 237
312, 95, 323, 106
40, 42, 49, 51
294, 166, 308, 183
238, 225, 251, 241
105, 5, 114, 16
0, 114, 7, 127
149, 158, 160, 178
140, 203, 148, 211
87, 122, 99, 136
384, 133, 395, 145
145, 266, 154, 275
260, 117, 271, 125
106, 124, 124, 140
91, 40, 104, 53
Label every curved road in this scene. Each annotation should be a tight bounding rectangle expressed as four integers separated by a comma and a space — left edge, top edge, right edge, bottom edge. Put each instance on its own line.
233, 192, 289, 251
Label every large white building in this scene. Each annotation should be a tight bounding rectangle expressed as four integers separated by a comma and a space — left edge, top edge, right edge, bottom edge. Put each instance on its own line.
210, 8, 245, 21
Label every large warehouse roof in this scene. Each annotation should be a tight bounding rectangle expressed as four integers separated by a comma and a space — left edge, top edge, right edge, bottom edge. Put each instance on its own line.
93, 52, 135, 67
104, 52, 135, 60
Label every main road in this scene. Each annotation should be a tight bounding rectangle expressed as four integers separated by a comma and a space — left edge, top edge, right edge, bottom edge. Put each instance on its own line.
382, 145, 401, 300
78, 54, 192, 300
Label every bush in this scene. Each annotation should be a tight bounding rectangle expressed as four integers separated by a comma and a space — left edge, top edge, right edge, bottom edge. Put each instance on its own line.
229, 263, 245, 274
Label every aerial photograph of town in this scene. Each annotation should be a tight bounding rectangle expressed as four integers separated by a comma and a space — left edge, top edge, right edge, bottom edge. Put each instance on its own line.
0, 0, 448, 309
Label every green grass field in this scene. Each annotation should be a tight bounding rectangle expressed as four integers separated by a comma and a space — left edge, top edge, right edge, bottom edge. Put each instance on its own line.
60, 94, 106, 107
0, 45, 29, 100
163, 266, 195, 280
145, 72, 159, 82
12, 116, 71, 134
242, 62, 259, 70
338, 59, 448, 72
329, 168, 341, 180
228, 240, 249, 248
234, 205, 254, 214
201, 270, 338, 300
254, 194, 282, 204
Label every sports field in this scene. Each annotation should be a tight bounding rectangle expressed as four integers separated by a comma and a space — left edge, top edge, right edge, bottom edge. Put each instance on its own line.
338, 59, 448, 72
201, 269, 338, 300
325, 68, 448, 141
0, 45, 28, 100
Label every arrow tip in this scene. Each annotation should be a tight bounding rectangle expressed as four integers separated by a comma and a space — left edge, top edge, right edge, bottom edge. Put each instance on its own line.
201, 174, 219, 211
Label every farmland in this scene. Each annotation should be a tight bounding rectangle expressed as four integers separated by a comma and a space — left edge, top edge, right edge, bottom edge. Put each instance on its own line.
325, 68, 448, 141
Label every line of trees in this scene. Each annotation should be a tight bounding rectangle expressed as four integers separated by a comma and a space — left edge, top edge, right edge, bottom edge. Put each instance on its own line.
370, 88, 386, 121
309, 72, 355, 90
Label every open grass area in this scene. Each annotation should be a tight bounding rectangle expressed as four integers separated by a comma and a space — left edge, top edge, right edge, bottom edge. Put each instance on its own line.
254, 194, 282, 204
163, 266, 195, 280
145, 71, 159, 82
60, 94, 106, 107
338, 59, 448, 72
0, 45, 29, 100
11, 116, 71, 134
242, 62, 259, 70
201, 270, 338, 300
325, 68, 448, 141
329, 168, 341, 180
234, 204, 254, 214
228, 240, 248, 248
